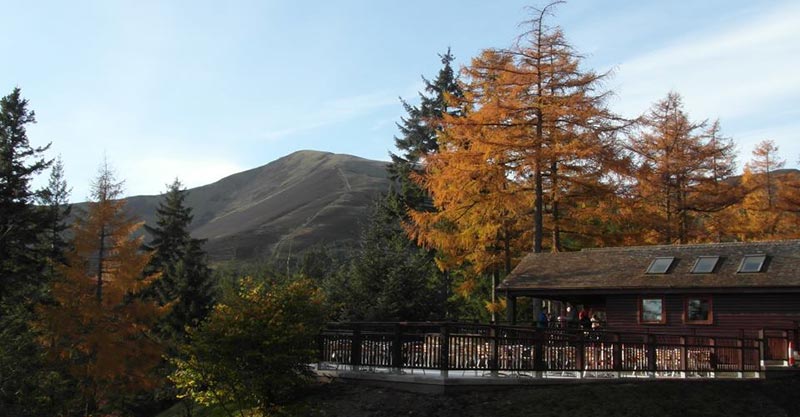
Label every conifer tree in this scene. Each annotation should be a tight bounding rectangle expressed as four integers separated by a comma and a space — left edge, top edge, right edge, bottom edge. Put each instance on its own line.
383, 51, 463, 318
325, 197, 445, 321
746, 140, 785, 210
408, 2, 622, 261
388, 49, 463, 212
406, 3, 625, 322
146, 179, 214, 342
37, 155, 72, 276
627, 92, 738, 244
37, 161, 166, 416
0, 88, 67, 417
0, 87, 51, 300
737, 140, 794, 239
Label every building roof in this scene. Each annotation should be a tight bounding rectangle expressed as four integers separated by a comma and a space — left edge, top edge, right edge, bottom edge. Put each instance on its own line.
499, 240, 800, 294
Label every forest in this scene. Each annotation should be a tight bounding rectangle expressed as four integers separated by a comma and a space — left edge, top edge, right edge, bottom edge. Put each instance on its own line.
2, 3, 800, 417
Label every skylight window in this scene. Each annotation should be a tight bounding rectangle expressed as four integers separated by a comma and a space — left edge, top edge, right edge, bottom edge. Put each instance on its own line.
691, 256, 719, 274
738, 254, 767, 273
646, 257, 674, 274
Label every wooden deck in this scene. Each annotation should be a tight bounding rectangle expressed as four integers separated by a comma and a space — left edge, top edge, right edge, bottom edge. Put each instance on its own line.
317, 322, 790, 380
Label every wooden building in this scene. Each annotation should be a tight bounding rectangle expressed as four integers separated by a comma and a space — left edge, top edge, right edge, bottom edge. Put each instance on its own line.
499, 240, 800, 360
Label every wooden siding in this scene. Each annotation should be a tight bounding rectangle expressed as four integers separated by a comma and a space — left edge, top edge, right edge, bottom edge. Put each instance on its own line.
604, 293, 800, 337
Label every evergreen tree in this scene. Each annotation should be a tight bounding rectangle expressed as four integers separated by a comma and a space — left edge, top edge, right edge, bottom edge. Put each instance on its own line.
0, 88, 71, 417
388, 48, 463, 212
326, 197, 445, 321
0, 87, 51, 300
146, 179, 214, 342
381, 50, 464, 318
37, 155, 72, 276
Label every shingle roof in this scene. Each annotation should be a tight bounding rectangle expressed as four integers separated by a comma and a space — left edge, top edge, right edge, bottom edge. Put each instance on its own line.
499, 240, 800, 293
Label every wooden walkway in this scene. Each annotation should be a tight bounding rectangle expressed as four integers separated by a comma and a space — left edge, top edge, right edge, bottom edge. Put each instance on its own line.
317, 322, 782, 380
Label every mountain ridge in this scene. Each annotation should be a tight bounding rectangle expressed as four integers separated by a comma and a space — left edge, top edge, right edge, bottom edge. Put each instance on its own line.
102, 150, 390, 262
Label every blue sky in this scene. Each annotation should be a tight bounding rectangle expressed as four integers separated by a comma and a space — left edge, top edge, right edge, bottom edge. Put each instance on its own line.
3, 0, 799, 201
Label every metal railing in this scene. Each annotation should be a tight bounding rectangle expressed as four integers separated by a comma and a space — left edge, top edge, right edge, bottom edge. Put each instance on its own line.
318, 322, 769, 379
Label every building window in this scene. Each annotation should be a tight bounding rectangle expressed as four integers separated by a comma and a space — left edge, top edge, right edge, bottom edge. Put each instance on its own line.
646, 257, 674, 274
639, 297, 665, 324
738, 254, 766, 273
685, 297, 713, 324
691, 256, 719, 274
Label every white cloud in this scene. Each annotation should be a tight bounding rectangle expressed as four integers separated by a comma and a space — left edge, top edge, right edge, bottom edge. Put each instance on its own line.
612, 2, 800, 120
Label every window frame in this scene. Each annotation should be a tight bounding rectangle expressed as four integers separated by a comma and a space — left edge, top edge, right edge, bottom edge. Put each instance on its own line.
683, 296, 714, 325
646, 257, 675, 274
691, 256, 720, 274
738, 254, 767, 273
638, 296, 666, 325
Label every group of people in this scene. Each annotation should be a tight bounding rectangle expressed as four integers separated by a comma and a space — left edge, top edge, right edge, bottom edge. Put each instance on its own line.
537, 306, 602, 330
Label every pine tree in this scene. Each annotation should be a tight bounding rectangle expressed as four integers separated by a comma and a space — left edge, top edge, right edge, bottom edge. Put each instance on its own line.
326, 197, 446, 321
388, 48, 463, 212
37, 155, 72, 276
0, 88, 68, 417
0, 87, 51, 300
146, 179, 214, 342
37, 161, 166, 416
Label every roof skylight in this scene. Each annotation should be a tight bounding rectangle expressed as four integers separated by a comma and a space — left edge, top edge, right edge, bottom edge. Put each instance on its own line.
646, 257, 674, 274
691, 256, 719, 274
738, 254, 767, 273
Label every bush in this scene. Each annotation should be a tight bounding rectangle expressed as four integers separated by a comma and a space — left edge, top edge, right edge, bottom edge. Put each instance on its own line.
170, 276, 327, 416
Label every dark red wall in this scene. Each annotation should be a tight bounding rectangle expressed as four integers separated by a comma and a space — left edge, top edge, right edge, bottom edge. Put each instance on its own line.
604, 293, 800, 337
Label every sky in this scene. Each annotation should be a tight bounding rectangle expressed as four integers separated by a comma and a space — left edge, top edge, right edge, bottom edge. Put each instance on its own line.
3, 0, 799, 202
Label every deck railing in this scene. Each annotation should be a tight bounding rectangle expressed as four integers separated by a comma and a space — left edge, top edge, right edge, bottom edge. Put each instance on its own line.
318, 322, 768, 379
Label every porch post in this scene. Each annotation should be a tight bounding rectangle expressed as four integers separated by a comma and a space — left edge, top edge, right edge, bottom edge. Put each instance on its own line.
506, 294, 517, 325
532, 297, 542, 328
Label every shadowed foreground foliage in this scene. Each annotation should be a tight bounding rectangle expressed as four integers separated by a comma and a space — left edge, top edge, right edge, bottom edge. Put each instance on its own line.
157, 374, 800, 417
169, 276, 327, 417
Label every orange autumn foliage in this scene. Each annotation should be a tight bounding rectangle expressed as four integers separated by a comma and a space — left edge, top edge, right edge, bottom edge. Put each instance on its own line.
406, 3, 624, 286
37, 163, 167, 412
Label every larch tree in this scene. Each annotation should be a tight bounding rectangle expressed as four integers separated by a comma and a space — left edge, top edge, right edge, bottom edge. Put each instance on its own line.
407, 2, 624, 320
738, 140, 791, 239
746, 139, 785, 209
626, 92, 738, 244
410, 2, 623, 257
37, 161, 167, 416
691, 121, 740, 242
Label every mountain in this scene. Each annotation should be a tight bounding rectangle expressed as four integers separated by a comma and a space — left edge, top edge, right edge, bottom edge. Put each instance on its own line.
117, 150, 390, 262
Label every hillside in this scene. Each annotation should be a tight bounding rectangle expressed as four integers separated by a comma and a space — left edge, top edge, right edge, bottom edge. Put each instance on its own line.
111, 150, 390, 262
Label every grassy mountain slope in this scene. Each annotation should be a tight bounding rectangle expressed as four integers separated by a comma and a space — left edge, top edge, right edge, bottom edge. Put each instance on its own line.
118, 150, 390, 262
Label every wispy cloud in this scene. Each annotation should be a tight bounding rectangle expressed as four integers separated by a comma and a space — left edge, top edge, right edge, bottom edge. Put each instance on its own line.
262, 91, 398, 141
613, 2, 800, 120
